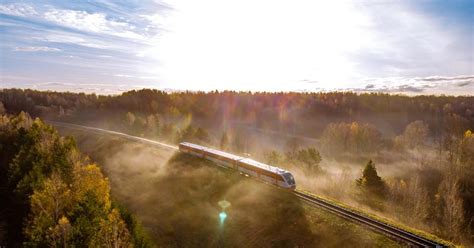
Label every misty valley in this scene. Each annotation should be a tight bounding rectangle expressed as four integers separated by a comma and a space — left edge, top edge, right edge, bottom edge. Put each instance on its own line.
0, 89, 473, 247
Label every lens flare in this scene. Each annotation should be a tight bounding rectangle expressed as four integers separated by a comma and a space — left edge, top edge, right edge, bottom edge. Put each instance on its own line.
219, 212, 227, 224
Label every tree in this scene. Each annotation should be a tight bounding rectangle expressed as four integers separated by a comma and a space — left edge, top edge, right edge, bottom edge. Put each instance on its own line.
356, 160, 385, 196
437, 171, 466, 242
402, 120, 429, 149
264, 150, 283, 166
285, 137, 300, 152
25, 173, 72, 246
459, 130, 474, 167
146, 114, 159, 136
321, 122, 382, 155
220, 131, 229, 150
0, 101, 5, 115
92, 209, 132, 248
160, 123, 176, 142
0, 114, 138, 247
296, 148, 322, 172
125, 112, 136, 127
194, 127, 210, 144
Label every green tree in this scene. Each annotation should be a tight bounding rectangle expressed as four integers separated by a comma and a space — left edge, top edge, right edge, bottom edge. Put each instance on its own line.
25, 173, 72, 246
356, 160, 385, 196
264, 150, 283, 166
92, 209, 132, 248
296, 148, 322, 172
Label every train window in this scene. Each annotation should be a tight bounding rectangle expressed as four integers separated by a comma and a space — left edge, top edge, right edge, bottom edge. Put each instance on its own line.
282, 173, 295, 185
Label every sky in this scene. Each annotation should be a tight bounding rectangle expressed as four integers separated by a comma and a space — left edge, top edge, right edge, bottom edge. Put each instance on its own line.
0, 0, 473, 95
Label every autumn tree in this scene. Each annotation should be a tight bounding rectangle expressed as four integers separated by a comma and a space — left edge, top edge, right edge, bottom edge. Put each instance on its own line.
459, 130, 474, 167
25, 173, 72, 246
321, 122, 382, 155
92, 209, 132, 248
295, 148, 322, 172
0, 114, 139, 247
194, 127, 210, 144
220, 131, 229, 150
395, 120, 429, 149
125, 112, 136, 127
0, 101, 5, 115
437, 171, 466, 242
160, 123, 177, 142
264, 150, 283, 166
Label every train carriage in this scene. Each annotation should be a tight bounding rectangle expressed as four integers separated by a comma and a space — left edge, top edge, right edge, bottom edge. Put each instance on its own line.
179, 142, 296, 189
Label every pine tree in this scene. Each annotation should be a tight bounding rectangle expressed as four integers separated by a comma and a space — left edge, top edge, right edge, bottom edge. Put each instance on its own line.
356, 160, 385, 196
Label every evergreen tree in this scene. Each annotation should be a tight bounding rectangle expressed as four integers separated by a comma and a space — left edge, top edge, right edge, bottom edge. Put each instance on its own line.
356, 160, 385, 196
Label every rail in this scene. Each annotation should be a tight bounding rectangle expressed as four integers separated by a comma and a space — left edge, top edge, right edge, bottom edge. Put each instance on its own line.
48, 121, 446, 247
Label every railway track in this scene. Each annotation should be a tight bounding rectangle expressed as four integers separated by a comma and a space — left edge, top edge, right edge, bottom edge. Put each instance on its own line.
48, 121, 446, 247
48, 120, 178, 151
293, 191, 443, 247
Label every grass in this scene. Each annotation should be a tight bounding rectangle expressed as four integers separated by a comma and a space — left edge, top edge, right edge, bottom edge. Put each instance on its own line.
297, 188, 456, 247
59, 128, 414, 247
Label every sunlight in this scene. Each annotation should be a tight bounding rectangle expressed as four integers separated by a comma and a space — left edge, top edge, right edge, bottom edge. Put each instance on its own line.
146, 0, 371, 91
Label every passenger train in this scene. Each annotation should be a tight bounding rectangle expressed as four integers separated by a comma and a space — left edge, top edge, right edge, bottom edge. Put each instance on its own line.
179, 142, 296, 189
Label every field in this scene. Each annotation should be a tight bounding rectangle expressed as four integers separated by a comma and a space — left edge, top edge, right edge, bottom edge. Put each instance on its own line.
63, 128, 403, 247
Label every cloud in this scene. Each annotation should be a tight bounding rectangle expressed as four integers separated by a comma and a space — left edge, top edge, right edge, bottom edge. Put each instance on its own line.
1, 3, 158, 42
415, 75, 474, 82
38, 33, 114, 49
415, 75, 474, 88
14, 46, 62, 52
456, 81, 472, 87
43, 9, 145, 40
0, 3, 38, 17
350, 75, 474, 95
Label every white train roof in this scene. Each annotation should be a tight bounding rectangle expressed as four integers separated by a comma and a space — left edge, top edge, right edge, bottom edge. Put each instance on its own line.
239, 158, 287, 174
180, 142, 289, 175
205, 147, 243, 161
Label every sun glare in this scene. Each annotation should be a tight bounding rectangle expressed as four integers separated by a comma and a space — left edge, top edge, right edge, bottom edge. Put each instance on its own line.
146, 0, 372, 91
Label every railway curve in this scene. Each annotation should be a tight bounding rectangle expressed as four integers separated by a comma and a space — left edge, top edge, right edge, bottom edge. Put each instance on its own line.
48, 120, 447, 247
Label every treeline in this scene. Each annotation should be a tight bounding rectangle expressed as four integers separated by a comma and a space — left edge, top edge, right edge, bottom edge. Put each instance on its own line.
0, 112, 152, 247
1, 88, 473, 139
265, 121, 474, 243
1, 88, 473, 244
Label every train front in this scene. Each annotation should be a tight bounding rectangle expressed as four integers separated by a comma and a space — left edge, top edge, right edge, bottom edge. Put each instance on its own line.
281, 172, 296, 190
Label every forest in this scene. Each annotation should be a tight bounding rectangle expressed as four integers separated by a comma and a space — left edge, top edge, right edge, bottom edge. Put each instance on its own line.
0, 112, 152, 247
1, 88, 473, 245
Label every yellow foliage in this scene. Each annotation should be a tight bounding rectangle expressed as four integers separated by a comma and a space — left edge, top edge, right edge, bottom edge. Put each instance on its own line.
91, 209, 132, 248
72, 164, 112, 211
48, 216, 72, 246
464, 130, 472, 138
26, 173, 72, 244
29, 173, 72, 222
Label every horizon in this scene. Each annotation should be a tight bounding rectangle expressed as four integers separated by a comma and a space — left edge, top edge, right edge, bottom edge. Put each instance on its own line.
3, 87, 474, 98
1, 0, 473, 95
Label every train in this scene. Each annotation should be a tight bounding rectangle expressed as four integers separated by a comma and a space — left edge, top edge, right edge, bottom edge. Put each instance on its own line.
179, 142, 296, 190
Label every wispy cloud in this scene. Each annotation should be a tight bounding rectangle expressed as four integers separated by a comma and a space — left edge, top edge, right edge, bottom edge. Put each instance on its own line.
1, 1, 472, 95
43, 9, 146, 40
349, 75, 474, 95
415, 75, 474, 82
14, 46, 62, 52
0, 3, 38, 17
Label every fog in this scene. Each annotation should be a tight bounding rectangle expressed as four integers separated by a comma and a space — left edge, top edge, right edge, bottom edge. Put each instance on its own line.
62, 128, 400, 247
